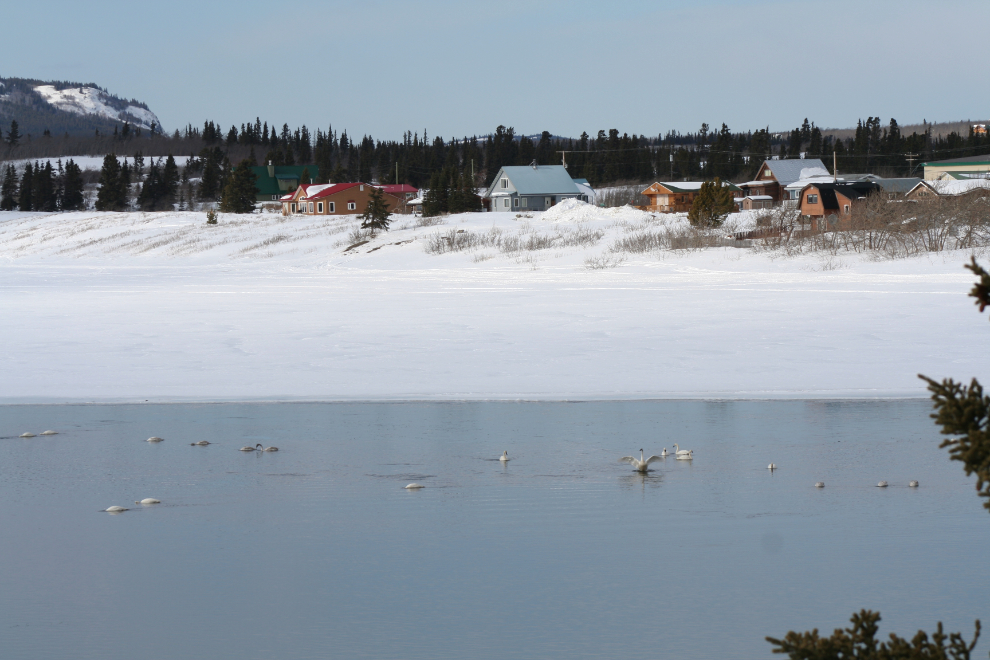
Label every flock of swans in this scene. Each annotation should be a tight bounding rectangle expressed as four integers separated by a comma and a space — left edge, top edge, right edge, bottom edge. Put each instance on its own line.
96, 436, 280, 512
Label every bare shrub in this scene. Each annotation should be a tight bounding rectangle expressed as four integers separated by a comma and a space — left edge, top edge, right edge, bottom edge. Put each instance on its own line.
585, 254, 626, 269
611, 230, 670, 253
416, 215, 444, 228
598, 185, 649, 208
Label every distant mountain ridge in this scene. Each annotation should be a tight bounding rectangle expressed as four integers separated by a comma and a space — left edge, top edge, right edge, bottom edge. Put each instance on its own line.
0, 77, 162, 138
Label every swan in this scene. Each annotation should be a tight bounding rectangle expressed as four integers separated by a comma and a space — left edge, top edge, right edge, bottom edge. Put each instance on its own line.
815, 482, 825, 488
499, 451, 509, 462
660, 448, 669, 457
40, 430, 58, 435
909, 481, 919, 487
259, 444, 278, 452
619, 449, 664, 472
146, 437, 164, 443
676, 450, 693, 460
20, 432, 36, 438
239, 445, 257, 451
104, 506, 129, 512
673, 443, 691, 456
877, 481, 888, 487
135, 498, 160, 504
404, 483, 424, 489
768, 463, 777, 470
190, 440, 210, 446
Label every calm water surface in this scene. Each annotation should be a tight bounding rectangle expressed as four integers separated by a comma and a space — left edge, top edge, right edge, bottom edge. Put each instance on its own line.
0, 400, 986, 660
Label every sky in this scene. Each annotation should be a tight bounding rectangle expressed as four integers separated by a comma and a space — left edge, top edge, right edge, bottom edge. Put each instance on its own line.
2, 0, 988, 141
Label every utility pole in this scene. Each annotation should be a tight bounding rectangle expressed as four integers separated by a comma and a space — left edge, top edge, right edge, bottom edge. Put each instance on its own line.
833, 150, 837, 183
904, 153, 919, 176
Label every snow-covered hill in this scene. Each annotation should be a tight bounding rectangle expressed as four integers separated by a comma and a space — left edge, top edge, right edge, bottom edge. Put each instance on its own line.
32, 85, 160, 130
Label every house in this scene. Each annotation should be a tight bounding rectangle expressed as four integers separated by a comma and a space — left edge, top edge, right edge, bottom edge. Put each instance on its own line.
250, 163, 319, 201
797, 181, 880, 229
484, 163, 590, 212
280, 182, 402, 216
641, 181, 743, 213
904, 178, 990, 202
921, 153, 990, 180
374, 184, 419, 213
741, 158, 830, 203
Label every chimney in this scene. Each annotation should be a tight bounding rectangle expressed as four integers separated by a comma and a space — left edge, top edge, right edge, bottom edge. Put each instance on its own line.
267, 161, 274, 178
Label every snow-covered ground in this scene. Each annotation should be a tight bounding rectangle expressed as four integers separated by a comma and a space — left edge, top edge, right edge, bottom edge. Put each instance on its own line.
33, 85, 161, 130
0, 155, 191, 172
1, 201, 986, 402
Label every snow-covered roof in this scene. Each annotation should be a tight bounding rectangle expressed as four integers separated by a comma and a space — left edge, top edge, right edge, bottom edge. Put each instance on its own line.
763, 158, 829, 186
908, 179, 990, 197
743, 195, 773, 200
785, 175, 836, 190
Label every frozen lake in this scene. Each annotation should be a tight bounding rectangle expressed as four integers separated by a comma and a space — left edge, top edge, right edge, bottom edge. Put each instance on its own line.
1, 400, 987, 660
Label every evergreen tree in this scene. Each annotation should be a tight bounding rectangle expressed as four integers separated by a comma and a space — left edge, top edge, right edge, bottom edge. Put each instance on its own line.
138, 157, 161, 210
359, 185, 391, 232
162, 155, 179, 208
422, 171, 444, 216
32, 161, 57, 212
0, 164, 18, 211
95, 154, 125, 211
61, 159, 85, 211
687, 178, 735, 228
219, 159, 259, 213
6, 119, 20, 147
18, 162, 33, 211
300, 166, 311, 185
120, 161, 131, 208
199, 147, 223, 201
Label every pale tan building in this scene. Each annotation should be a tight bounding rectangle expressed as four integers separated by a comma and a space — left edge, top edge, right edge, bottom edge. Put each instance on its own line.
921, 153, 990, 180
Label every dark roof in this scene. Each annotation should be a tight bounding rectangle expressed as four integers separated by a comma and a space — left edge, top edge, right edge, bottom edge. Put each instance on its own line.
250, 165, 319, 196
807, 181, 880, 210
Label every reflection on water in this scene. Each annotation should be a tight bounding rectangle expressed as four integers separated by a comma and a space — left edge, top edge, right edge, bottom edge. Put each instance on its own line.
0, 400, 987, 660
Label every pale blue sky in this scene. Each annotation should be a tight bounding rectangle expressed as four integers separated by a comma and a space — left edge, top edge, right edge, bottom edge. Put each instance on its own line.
2, 0, 987, 138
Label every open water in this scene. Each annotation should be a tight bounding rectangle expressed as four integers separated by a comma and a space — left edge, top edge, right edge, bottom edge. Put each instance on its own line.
0, 400, 987, 660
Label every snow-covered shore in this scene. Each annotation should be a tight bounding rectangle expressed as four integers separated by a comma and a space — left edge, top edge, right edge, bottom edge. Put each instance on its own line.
1, 203, 986, 402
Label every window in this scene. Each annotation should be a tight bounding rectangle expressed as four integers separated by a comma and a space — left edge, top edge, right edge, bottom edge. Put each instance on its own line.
347, 202, 356, 211
765, 171, 773, 178
806, 194, 818, 204
503, 198, 509, 208
329, 202, 335, 213
272, 195, 278, 200
844, 204, 850, 214
501, 178, 508, 188
359, 185, 364, 191
317, 202, 324, 213
513, 198, 519, 207
521, 197, 527, 207
308, 202, 314, 213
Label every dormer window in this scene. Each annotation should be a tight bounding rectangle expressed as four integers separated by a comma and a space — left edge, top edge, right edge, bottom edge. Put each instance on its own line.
501, 178, 508, 188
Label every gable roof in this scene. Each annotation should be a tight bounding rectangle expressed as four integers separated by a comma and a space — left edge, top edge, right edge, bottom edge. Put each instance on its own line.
907, 179, 990, 197
804, 181, 880, 210
250, 165, 319, 196
762, 158, 830, 186
645, 181, 742, 194
487, 165, 580, 196
308, 182, 365, 200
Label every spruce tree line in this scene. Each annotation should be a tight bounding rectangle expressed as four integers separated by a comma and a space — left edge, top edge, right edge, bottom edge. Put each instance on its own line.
0, 158, 84, 211
422, 167, 482, 217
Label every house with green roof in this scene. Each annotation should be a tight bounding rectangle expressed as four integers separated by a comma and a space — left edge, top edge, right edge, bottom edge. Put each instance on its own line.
642, 180, 742, 213
250, 163, 319, 201
921, 153, 990, 181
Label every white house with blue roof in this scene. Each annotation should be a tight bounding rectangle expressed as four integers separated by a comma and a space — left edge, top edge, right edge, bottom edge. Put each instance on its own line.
484, 163, 592, 212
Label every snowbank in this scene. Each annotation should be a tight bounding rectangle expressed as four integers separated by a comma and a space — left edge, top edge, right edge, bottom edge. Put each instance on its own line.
0, 207, 985, 402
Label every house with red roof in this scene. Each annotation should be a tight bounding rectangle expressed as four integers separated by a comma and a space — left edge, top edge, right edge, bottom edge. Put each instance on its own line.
280, 182, 404, 216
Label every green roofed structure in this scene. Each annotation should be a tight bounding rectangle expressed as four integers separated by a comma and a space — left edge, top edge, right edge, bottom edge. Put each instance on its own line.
250, 164, 319, 201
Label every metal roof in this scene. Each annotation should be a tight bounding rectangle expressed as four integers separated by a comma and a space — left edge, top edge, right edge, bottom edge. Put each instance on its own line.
763, 158, 829, 186
486, 165, 581, 196
920, 153, 990, 166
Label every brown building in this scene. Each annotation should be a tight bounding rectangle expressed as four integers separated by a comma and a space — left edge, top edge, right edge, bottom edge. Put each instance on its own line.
642, 181, 742, 213
281, 182, 403, 216
741, 158, 831, 203
797, 181, 879, 230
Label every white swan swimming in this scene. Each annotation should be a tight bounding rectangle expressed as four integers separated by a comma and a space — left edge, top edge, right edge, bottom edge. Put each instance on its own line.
20, 432, 36, 438
675, 450, 693, 460
660, 448, 669, 457
260, 444, 279, 452
404, 483, 424, 489
147, 437, 164, 443
190, 440, 210, 446
135, 498, 160, 504
619, 449, 664, 472
499, 451, 510, 462
877, 481, 889, 487
909, 480, 919, 487
768, 463, 777, 470
672, 443, 691, 456
104, 506, 129, 512
40, 430, 58, 435
815, 482, 825, 488
239, 445, 257, 451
